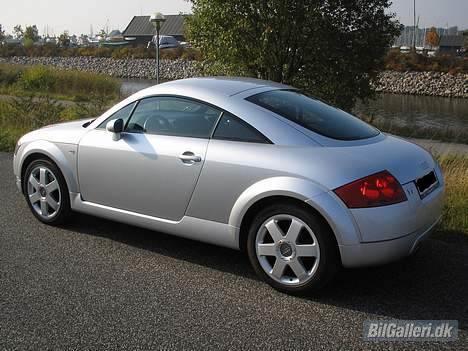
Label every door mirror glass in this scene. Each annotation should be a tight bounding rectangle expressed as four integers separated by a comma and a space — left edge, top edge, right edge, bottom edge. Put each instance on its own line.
106, 119, 124, 141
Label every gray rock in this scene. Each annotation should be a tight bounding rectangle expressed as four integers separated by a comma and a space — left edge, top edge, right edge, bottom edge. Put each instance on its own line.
374, 70, 467, 98
1, 56, 466, 98
0, 56, 202, 81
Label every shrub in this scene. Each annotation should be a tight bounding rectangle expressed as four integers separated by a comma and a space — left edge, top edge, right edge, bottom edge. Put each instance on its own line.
0, 94, 115, 151
384, 50, 467, 73
0, 64, 121, 99
181, 48, 202, 61
0, 96, 64, 151
0, 64, 23, 86
0, 63, 121, 106
111, 46, 155, 59
23, 39, 34, 49
19, 65, 55, 91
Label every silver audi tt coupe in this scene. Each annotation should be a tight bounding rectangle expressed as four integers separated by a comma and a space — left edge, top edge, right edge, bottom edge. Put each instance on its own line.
13, 77, 444, 294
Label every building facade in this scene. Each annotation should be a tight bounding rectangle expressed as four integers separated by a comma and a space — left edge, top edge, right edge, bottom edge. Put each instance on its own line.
122, 15, 186, 46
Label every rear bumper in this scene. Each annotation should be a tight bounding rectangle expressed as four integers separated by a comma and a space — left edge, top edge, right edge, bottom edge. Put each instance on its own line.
350, 176, 445, 243
339, 171, 444, 268
339, 215, 440, 268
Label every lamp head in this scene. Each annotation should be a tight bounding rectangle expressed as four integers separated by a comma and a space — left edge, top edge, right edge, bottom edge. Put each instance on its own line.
150, 12, 166, 24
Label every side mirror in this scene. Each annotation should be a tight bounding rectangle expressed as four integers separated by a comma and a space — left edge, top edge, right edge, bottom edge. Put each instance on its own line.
106, 119, 124, 141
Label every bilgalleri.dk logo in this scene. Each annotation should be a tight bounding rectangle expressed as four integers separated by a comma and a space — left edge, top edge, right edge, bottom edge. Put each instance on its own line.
363, 320, 458, 341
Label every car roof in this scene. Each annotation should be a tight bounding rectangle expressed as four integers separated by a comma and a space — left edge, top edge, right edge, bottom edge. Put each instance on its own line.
90, 77, 314, 146
140, 77, 293, 100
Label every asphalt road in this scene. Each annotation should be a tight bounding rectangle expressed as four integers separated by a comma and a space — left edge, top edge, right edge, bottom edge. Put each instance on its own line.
1, 152, 467, 350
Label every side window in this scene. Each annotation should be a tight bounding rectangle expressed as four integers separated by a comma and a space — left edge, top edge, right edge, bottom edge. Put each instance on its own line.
213, 113, 270, 143
126, 98, 157, 133
97, 102, 136, 129
126, 96, 222, 138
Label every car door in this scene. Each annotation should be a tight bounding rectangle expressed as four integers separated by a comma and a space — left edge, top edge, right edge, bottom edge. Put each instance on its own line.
77, 96, 222, 221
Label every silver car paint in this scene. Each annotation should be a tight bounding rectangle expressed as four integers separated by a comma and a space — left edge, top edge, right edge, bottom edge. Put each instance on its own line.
15, 140, 80, 193
185, 135, 437, 226
13, 77, 445, 268
69, 192, 239, 249
78, 130, 209, 221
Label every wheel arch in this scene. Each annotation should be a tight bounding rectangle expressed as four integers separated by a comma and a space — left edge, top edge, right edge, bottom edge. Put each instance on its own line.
19, 141, 78, 194
239, 195, 340, 253
229, 177, 346, 253
231, 177, 363, 257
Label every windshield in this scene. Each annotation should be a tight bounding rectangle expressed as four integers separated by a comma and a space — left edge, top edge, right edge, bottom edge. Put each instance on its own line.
246, 90, 380, 141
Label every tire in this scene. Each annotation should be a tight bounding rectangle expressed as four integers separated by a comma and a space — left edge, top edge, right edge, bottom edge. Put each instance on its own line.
247, 202, 339, 295
23, 158, 71, 225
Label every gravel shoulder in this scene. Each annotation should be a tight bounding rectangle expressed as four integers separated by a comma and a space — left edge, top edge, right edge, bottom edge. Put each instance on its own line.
0, 152, 467, 350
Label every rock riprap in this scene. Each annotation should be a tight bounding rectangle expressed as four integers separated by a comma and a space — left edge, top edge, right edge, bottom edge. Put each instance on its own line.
1, 56, 466, 98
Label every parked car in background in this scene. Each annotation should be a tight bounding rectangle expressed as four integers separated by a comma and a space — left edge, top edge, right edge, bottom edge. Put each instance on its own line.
13, 78, 444, 294
147, 35, 180, 49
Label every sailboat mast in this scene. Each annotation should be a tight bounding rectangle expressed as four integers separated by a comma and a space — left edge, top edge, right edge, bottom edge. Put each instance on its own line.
412, 0, 416, 49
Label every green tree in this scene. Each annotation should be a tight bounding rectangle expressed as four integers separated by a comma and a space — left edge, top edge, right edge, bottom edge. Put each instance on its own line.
24, 25, 40, 42
58, 31, 70, 47
98, 28, 107, 39
188, 0, 400, 110
0, 24, 5, 42
13, 25, 23, 39
23, 38, 34, 48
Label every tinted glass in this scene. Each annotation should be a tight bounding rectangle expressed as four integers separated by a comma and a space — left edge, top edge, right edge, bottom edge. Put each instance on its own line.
97, 102, 136, 129
126, 96, 221, 138
161, 36, 177, 44
246, 90, 379, 140
213, 113, 270, 143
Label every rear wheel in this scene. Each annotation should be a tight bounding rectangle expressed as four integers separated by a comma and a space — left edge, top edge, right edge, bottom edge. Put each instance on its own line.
23, 159, 71, 225
247, 203, 339, 294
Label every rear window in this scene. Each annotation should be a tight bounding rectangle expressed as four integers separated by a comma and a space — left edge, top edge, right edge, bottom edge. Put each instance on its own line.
246, 90, 379, 140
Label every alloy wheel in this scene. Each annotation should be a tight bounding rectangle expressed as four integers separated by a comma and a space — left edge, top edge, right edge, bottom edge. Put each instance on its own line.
255, 214, 320, 286
27, 166, 61, 219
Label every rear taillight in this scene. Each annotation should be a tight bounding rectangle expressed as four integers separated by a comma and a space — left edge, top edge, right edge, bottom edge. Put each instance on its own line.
334, 171, 407, 208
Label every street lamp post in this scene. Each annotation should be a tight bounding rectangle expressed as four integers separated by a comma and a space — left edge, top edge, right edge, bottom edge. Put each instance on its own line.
150, 12, 166, 84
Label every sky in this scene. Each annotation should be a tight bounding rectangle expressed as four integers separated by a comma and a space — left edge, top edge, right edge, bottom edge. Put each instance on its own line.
390, 0, 467, 30
0, 0, 466, 36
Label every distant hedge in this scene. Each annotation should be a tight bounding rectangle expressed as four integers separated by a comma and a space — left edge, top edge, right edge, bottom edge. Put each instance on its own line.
1, 44, 466, 73
0, 44, 202, 61
385, 50, 467, 74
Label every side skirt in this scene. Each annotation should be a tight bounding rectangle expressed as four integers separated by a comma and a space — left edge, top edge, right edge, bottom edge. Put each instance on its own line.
70, 192, 240, 250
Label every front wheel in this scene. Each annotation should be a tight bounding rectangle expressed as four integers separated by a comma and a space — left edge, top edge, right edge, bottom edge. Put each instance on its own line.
23, 159, 71, 225
247, 203, 339, 294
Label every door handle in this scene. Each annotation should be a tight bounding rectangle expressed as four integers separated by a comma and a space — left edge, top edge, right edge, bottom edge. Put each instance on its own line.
179, 152, 202, 163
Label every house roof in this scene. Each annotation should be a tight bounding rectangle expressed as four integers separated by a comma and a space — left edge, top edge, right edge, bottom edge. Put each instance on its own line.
439, 35, 464, 47
123, 15, 186, 37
